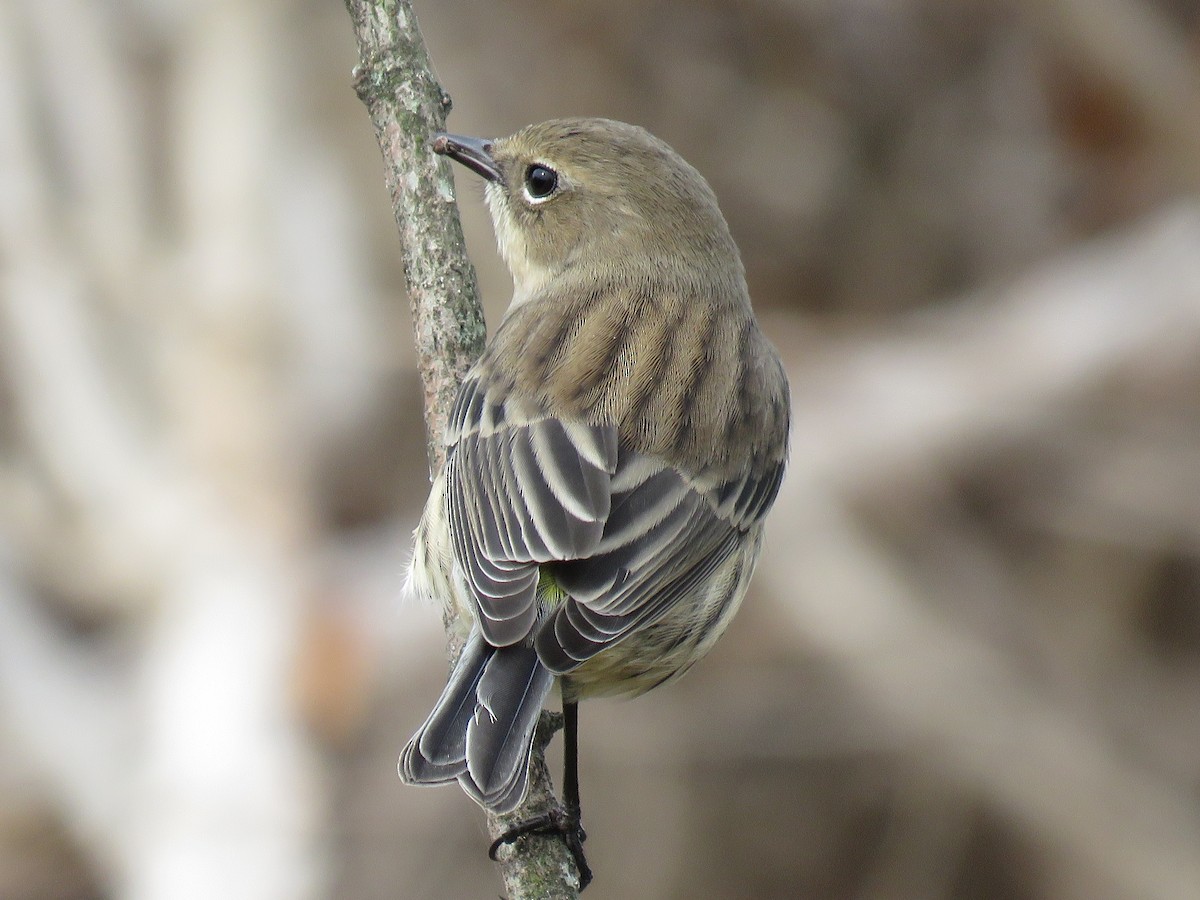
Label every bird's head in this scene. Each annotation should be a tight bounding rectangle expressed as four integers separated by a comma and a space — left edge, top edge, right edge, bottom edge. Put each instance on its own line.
433, 117, 744, 305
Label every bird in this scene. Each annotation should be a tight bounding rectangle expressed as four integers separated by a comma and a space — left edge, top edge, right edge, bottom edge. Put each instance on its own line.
399, 117, 790, 889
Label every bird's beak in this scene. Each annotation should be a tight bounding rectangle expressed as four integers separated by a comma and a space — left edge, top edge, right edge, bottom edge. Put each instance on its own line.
432, 132, 502, 183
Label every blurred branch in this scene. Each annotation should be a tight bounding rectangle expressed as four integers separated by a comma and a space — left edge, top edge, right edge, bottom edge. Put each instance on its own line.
22, 0, 151, 297
342, 2, 582, 895
0, 3, 326, 897
0, 545, 130, 880
790, 204, 1200, 495
763, 491, 1200, 900
766, 204, 1200, 900
1017, 0, 1200, 188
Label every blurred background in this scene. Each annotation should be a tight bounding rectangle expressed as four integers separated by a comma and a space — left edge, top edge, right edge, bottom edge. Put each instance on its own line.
2, 0, 1200, 898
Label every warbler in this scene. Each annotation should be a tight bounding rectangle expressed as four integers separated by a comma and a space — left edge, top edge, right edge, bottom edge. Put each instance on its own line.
400, 118, 790, 888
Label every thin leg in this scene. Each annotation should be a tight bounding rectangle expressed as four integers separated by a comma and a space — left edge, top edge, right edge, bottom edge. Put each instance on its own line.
560, 701, 590, 885
562, 702, 580, 811
488, 701, 592, 890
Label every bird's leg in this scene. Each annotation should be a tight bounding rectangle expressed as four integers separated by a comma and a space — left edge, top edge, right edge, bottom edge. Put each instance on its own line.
559, 700, 590, 885
489, 701, 592, 890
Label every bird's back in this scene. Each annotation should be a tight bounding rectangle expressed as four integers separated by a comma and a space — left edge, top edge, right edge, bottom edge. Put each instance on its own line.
485, 274, 789, 480
471, 274, 789, 697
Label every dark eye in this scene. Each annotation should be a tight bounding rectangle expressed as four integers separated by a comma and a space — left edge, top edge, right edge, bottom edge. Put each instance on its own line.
524, 164, 558, 200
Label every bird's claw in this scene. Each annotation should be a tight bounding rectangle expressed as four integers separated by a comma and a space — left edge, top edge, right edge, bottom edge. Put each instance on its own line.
489, 806, 592, 890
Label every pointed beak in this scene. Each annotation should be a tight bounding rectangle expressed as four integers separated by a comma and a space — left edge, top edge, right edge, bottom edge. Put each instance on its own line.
432, 132, 502, 183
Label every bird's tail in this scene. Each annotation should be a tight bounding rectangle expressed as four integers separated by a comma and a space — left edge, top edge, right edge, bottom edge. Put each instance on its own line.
399, 630, 555, 813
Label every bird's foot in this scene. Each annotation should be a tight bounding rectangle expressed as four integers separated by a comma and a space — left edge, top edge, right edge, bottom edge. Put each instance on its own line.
489, 805, 592, 890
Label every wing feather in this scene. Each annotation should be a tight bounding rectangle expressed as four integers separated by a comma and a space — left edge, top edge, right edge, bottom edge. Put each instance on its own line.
443, 307, 786, 660
445, 373, 619, 647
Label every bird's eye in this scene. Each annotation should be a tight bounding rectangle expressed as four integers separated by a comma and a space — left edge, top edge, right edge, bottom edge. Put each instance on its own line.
523, 164, 558, 201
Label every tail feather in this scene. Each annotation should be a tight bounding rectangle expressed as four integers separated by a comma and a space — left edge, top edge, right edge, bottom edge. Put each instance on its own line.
399, 630, 554, 814
400, 632, 490, 783
464, 643, 555, 809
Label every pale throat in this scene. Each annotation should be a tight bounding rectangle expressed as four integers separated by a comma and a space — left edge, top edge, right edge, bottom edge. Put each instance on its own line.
485, 186, 556, 309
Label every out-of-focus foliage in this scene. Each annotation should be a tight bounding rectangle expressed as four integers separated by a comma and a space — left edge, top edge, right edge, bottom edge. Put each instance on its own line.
1, 1, 1198, 898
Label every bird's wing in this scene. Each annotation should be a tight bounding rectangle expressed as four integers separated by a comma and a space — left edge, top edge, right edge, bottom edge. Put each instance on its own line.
444, 285, 789, 659
446, 363, 786, 662
444, 372, 619, 647
534, 446, 786, 673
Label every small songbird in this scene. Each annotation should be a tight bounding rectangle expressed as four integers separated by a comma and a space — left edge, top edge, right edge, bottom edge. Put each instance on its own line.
400, 117, 790, 888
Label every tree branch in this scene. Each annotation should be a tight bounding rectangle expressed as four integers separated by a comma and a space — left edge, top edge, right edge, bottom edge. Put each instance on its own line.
342, 2, 582, 895
343, 0, 484, 474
